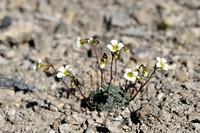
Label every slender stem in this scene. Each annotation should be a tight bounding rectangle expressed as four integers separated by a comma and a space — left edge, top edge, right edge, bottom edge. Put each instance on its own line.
103, 69, 108, 84
108, 53, 114, 89
124, 80, 128, 92
92, 45, 101, 70
73, 78, 96, 106
92, 45, 103, 87
128, 68, 157, 103
114, 58, 117, 83
49, 65, 96, 106
101, 69, 103, 85
100, 46, 103, 57
48, 65, 81, 101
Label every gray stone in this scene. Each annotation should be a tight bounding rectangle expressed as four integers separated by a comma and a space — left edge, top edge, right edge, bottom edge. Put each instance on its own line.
157, 93, 164, 101
188, 112, 200, 122
4, 50, 15, 59
49, 104, 58, 112
111, 12, 131, 27
106, 119, 123, 133
51, 121, 59, 129
0, 16, 12, 29
0, 21, 41, 45
197, 10, 200, 26
54, 22, 69, 39
185, 82, 196, 91
59, 124, 72, 133
22, 60, 31, 70
0, 56, 8, 65
65, 112, 85, 125
121, 27, 146, 37
85, 124, 97, 133
175, 73, 189, 82
133, 0, 159, 26
0, 77, 37, 91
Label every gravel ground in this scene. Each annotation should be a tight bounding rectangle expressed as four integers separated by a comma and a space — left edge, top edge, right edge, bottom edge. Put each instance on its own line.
0, 0, 200, 132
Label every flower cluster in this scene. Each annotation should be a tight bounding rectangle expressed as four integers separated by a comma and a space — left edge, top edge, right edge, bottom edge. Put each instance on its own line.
123, 57, 168, 82
34, 37, 169, 111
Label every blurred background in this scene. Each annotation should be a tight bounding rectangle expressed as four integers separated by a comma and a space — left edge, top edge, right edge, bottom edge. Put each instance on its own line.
0, 0, 200, 132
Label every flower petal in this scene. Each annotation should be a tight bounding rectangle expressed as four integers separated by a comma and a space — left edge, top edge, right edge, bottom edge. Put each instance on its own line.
37, 59, 42, 63
133, 71, 138, 76
156, 62, 161, 67
130, 77, 136, 82
118, 43, 124, 49
111, 40, 118, 45
163, 64, 169, 71
65, 65, 70, 70
125, 68, 132, 73
76, 41, 81, 47
57, 72, 64, 78
58, 66, 65, 72
161, 58, 167, 63
156, 57, 161, 62
77, 36, 81, 40
124, 73, 129, 80
33, 66, 38, 71
107, 44, 115, 52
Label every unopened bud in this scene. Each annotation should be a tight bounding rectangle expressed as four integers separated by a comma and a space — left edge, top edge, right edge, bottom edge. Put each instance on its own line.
114, 51, 119, 58
123, 45, 129, 52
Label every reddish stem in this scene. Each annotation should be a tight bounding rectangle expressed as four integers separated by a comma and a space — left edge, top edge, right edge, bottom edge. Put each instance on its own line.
114, 58, 117, 83
48, 65, 81, 101
73, 78, 96, 106
129, 68, 157, 103
108, 53, 114, 89
92, 45, 101, 70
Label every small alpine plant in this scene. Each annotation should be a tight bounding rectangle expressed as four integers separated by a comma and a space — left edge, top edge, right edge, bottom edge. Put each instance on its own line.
34, 37, 168, 111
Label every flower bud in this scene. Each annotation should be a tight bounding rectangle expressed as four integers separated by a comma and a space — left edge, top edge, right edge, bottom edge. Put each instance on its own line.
114, 51, 119, 58
123, 45, 129, 52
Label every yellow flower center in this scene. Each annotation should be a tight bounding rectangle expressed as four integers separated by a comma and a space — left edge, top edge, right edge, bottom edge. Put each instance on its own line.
64, 70, 70, 76
127, 72, 133, 77
160, 62, 165, 67
112, 44, 119, 50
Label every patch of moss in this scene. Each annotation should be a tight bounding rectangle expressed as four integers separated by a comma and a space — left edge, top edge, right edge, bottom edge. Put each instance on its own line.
86, 84, 131, 112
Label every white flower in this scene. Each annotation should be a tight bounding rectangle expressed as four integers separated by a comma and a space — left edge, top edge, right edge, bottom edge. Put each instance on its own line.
156, 57, 169, 71
33, 59, 43, 71
107, 40, 124, 52
87, 37, 94, 44
57, 65, 72, 78
124, 68, 138, 82
76, 36, 82, 47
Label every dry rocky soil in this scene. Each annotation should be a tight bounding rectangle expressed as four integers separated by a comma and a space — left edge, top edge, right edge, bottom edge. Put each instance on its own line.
0, 0, 200, 132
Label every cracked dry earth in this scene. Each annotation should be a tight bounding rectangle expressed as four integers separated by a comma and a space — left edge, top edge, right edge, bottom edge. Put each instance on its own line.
0, 0, 200, 132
